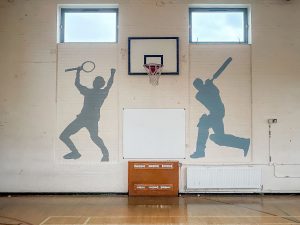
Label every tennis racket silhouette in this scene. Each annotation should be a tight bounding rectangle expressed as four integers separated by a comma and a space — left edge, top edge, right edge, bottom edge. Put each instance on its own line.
65, 61, 96, 73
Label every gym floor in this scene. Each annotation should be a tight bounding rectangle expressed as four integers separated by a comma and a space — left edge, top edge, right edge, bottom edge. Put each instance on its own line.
0, 195, 299, 225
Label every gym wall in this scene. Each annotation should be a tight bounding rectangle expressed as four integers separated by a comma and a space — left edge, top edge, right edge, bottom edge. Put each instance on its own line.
0, 0, 300, 192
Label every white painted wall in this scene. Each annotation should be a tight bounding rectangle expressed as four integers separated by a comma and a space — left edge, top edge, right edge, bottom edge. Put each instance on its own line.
0, 0, 300, 193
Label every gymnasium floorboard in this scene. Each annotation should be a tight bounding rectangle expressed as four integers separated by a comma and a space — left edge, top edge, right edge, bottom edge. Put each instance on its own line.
0, 195, 299, 225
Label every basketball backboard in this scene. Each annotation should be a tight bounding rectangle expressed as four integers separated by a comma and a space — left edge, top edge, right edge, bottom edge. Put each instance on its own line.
128, 37, 179, 75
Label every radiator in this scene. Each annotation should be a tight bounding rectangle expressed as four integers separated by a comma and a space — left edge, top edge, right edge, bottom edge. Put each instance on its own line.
186, 166, 262, 189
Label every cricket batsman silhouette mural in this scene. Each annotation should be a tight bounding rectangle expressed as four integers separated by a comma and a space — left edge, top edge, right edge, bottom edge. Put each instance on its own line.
59, 61, 116, 161
190, 57, 250, 158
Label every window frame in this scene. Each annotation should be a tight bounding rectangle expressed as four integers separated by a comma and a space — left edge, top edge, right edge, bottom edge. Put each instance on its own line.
189, 7, 249, 44
59, 8, 119, 43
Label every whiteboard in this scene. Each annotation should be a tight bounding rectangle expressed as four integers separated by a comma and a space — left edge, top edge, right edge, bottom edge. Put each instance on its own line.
123, 109, 186, 159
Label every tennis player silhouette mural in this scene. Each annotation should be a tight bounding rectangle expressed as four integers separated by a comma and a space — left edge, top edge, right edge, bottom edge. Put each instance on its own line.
59, 61, 116, 161
190, 57, 250, 158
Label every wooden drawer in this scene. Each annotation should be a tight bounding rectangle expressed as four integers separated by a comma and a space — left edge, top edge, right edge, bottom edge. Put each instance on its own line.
128, 161, 179, 196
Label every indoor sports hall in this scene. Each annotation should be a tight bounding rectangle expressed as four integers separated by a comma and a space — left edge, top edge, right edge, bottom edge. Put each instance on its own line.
1, 0, 300, 225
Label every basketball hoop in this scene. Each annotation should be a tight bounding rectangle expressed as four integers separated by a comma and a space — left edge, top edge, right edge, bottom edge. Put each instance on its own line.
143, 63, 163, 86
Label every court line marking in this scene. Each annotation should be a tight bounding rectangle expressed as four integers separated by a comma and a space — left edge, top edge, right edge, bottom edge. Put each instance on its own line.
83, 217, 91, 225
39, 216, 89, 225
42, 215, 300, 218
39, 215, 300, 225
39, 216, 50, 225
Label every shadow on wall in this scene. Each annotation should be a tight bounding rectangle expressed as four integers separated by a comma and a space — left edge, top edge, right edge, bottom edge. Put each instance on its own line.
59, 61, 116, 162
190, 57, 250, 159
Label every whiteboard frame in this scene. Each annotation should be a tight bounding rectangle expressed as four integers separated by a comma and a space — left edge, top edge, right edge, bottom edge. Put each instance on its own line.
123, 108, 186, 159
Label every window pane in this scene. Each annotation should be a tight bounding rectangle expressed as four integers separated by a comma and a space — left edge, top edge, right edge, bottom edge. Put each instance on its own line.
191, 11, 245, 43
64, 12, 117, 42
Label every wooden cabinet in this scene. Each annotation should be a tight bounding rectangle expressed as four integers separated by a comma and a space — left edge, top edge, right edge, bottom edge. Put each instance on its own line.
128, 161, 179, 196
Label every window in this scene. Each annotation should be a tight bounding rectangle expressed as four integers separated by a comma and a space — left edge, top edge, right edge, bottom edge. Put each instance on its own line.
189, 8, 249, 43
59, 8, 118, 43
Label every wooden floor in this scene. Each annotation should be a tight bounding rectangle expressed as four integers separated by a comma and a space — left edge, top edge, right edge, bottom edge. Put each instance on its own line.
0, 195, 300, 225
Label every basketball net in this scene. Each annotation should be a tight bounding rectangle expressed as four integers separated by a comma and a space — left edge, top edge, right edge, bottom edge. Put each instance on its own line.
143, 63, 163, 86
